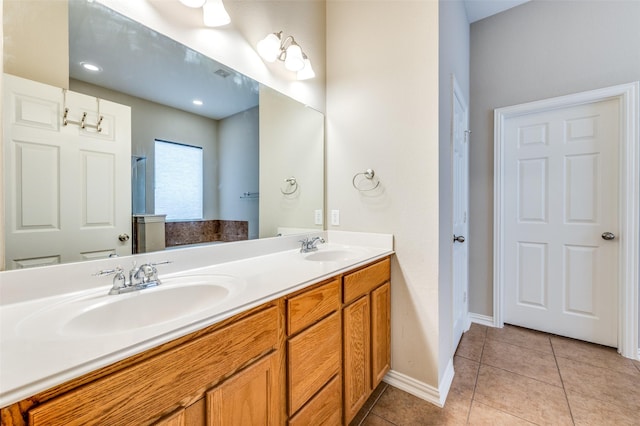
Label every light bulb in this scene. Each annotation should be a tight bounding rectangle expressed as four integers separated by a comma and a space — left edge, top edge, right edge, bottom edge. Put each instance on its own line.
257, 33, 282, 63
202, 0, 230, 27
179, 0, 206, 7
297, 58, 315, 80
284, 43, 304, 72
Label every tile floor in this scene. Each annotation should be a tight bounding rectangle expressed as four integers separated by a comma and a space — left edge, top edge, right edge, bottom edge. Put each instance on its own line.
352, 323, 640, 425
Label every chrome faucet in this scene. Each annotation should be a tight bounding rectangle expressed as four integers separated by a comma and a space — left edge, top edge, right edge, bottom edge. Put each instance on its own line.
299, 236, 325, 253
95, 260, 171, 295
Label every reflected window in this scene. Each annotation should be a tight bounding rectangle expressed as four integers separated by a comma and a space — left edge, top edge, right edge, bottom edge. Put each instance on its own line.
154, 139, 203, 220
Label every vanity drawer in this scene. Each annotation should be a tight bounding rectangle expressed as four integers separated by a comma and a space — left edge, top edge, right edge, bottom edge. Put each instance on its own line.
28, 306, 279, 425
288, 311, 341, 415
288, 375, 342, 426
343, 258, 390, 304
287, 278, 340, 335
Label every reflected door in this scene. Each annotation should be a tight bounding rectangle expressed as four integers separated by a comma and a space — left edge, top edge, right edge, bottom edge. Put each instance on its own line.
502, 97, 619, 346
3, 74, 132, 269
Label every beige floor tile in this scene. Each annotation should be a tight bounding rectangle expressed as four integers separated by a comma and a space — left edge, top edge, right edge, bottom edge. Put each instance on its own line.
556, 356, 640, 412
371, 384, 470, 425
350, 383, 388, 426
361, 413, 395, 426
567, 390, 639, 426
486, 324, 553, 353
466, 322, 489, 339
455, 331, 486, 362
467, 401, 536, 425
451, 355, 480, 397
481, 339, 562, 386
474, 364, 573, 425
551, 335, 640, 376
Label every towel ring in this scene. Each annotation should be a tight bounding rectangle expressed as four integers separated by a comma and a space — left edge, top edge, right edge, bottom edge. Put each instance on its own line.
281, 177, 298, 195
352, 169, 380, 191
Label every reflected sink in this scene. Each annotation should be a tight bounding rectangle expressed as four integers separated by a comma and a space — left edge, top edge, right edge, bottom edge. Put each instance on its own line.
18, 275, 244, 338
304, 248, 366, 262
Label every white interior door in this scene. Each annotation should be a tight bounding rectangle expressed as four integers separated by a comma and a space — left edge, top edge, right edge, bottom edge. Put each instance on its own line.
502, 98, 619, 347
3, 74, 132, 269
452, 77, 469, 348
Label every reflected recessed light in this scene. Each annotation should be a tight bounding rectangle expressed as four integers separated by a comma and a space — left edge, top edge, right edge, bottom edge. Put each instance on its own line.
81, 62, 102, 72
193, 99, 204, 106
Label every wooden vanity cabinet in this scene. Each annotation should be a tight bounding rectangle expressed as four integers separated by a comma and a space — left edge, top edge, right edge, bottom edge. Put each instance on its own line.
1, 256, 392, 426
10, 303, 283, 426
342, 258, 391, 424
285, 278, 342, 425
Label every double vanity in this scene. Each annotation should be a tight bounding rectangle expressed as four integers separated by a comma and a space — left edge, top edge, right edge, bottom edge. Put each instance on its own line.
0, 231, 393, 425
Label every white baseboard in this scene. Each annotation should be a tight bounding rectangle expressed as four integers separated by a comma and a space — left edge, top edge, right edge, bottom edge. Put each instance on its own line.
468, 312, 495, 327
383, 358, 454, 408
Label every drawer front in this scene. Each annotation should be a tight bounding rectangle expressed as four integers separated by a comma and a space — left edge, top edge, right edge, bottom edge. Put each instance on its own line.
288, 375, 341, 426
288, 311, 341, 415
343, 258, 390, 304
287, 278, 340, 335
29, 306, 279, 426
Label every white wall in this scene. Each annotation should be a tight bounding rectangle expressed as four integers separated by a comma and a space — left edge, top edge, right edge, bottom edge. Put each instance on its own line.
218, 107, 259, 239
438, 0, 470, 378
469, 0, 640, 317
326, 1, 442, 391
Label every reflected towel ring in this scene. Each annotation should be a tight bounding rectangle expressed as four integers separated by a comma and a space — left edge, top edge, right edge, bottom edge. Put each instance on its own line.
281, 177, 298, 195
352, 169, 380, 191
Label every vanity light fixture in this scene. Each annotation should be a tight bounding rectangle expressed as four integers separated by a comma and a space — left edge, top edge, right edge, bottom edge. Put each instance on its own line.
257, 31, 315, 80
178, 0, 230, 27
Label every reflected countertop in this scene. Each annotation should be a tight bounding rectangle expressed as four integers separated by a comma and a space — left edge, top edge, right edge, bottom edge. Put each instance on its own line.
0, 231, 393, 408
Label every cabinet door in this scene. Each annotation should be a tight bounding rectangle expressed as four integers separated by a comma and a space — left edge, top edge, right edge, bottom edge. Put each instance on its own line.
371, 282, 391, 387
207, 353, 278, 426
343, 296, 370, 424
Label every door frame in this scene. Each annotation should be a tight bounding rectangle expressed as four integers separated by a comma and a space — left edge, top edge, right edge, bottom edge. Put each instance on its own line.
493, 82, 639, 359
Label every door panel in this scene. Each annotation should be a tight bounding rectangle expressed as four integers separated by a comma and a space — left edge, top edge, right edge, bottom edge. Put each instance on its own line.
3, 73, 132, 268
504, 98, 619, 347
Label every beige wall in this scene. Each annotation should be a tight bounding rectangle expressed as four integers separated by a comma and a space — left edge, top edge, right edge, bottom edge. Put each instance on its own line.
259, 86, 324, 238
326, 1, 442, 388
469, 0, 640, 316
3, 0, 68, 88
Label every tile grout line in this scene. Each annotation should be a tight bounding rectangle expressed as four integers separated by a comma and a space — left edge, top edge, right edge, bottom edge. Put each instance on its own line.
356, 383, 390, 426
550, 336, 576, 425
465, 328, 487, 425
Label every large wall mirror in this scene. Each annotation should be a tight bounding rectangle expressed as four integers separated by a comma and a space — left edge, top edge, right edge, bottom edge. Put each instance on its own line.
2, 0, 324, 270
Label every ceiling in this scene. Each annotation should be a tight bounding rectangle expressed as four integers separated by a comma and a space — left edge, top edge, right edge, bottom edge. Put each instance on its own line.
463, 0, 530, 23
68, 1, 258, 120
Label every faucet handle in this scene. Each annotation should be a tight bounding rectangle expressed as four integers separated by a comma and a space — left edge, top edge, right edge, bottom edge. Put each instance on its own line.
93, 266, 124, 277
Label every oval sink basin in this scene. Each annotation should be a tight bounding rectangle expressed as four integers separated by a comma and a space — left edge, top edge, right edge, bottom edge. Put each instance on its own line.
18, 274, 244, 338
304, 249, 365, 262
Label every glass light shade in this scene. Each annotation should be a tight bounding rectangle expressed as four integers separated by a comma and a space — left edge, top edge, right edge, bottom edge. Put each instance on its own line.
179, 0, 206, 7
297, 58, 315, 80
284, 44, 304, 72
202, 0, 231, 27
257, 33, 281, 63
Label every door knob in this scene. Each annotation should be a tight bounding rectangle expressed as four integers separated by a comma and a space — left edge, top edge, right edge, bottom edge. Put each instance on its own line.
601, 232, 615, 241
118, 233, 130, 242
453, 235, 465, 243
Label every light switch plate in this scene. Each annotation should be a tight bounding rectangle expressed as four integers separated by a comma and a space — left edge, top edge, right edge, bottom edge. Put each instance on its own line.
314, 209, 323, 225
331, 209, 340, 226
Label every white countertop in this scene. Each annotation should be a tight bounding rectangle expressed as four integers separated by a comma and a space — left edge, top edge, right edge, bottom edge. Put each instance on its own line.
0, 231, 393, 408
